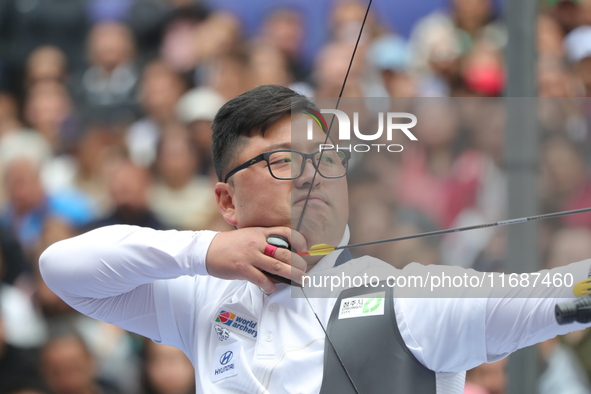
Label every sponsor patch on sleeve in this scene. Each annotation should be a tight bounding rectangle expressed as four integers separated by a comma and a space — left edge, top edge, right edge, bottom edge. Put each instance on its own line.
338, 291, 385, 319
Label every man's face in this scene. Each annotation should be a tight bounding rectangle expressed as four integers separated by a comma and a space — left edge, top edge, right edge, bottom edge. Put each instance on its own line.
216, 113, 349, 248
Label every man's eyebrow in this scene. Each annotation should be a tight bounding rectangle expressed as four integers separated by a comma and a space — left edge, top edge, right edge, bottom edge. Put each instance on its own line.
264, 142, 292, 151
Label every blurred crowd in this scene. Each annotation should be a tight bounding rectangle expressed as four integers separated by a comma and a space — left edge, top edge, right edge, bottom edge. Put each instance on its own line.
0, 0, 591, 392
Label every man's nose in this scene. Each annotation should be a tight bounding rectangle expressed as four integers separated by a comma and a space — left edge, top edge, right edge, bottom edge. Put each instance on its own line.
294, 158, 321, 189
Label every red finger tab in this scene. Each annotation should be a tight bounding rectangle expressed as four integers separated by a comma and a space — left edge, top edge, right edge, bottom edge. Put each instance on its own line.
264, 244, 278, 258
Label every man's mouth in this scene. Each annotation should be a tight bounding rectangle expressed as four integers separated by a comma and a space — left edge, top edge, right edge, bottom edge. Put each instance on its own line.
293, 194, 327, 205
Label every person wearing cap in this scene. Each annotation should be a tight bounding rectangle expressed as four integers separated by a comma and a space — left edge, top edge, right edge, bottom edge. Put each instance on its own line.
176, 87, 226, 177
564, 25, 591, 96
368, 35, 417, 98
40, 85, 591, 393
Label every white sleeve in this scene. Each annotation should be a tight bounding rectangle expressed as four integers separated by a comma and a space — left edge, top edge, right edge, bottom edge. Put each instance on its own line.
39, 225, 217, 343
395, 260, 591, 373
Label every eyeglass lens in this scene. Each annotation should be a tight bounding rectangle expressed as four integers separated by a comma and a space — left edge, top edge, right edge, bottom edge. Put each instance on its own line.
268, 150, 347, 179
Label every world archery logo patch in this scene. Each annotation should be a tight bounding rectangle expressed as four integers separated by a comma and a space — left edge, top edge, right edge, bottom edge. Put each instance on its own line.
212, 308, 258, 340
216, 311, 236, 326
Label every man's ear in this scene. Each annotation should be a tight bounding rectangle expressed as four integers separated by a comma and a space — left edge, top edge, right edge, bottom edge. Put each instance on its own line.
215, 182, 238, 226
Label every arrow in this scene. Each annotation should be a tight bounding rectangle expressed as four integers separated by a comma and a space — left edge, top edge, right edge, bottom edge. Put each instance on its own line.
296, 207, 591, 257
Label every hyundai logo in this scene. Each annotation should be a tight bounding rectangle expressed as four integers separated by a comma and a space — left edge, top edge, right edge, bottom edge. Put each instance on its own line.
220, 351, 233, 365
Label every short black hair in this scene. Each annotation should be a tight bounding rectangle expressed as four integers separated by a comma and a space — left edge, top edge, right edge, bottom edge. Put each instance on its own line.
212, 84, 318, 182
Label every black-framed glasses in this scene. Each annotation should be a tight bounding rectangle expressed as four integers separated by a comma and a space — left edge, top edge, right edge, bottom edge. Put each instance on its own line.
223, 149, 351, 183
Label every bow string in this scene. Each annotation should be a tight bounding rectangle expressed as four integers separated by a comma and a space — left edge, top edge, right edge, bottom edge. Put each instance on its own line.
295, 2, 374, 393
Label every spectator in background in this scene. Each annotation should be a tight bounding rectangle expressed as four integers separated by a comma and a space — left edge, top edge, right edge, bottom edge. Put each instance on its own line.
329, 0, 382, 46
0, 190, 45, 359
0, 81, 70, 187
564, 25, 591, 96
536, 13, 577, 122
0, 0, 90, 100
193, 12, 243, 71
17, 61, 101, 201
258, 7, 308, 82
538, 56, 578, 98
415, 32, 462, 97
62, 117, 128, 216
538, 7, 584, 138
441, 100, 507, 270
70, 21, 139, 119
25, 46, 68, 89
459, 39, 505, 96
149, 123, 218, 231
536, 48, 584, 146
141, 340, 195, 394
0, 226, 30, 288
84, 160, 164, 231
541, 136, 591, 227
126, 60, 187, 168
539, 335, 591, 394
580, 0, 591, 28
176, 86, 226, 178
368, 35, 417, 98
203, 52, 250, 100
41, 333, 121, 394
538, 13, 567, 60
23, 80, 73, 152
312, 0, 386, 98
408, 0, 505, 96
128, 0, 208, 63
0, 92, 21, 138
543, 0, 582, 35
194, 13, 248, 99
247, 31, 312, 96
396, 100, 461, 227
158, 5, 210, 76
0, 157, 94, 254
127, 0, 175, 65
0, 267, 46, 348
247, 46, 294, 91
0, 306, 45, 393
314, 41, 367, 97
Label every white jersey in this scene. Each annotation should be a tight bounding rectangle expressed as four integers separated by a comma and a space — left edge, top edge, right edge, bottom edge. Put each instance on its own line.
39, 225, 591, 393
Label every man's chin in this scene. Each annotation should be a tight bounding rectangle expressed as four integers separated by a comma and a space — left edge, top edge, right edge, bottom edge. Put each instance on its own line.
293, 219, 343, 248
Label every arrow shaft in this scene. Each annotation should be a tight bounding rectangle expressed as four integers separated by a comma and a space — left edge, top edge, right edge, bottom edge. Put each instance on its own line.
331, 207, 591, 252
